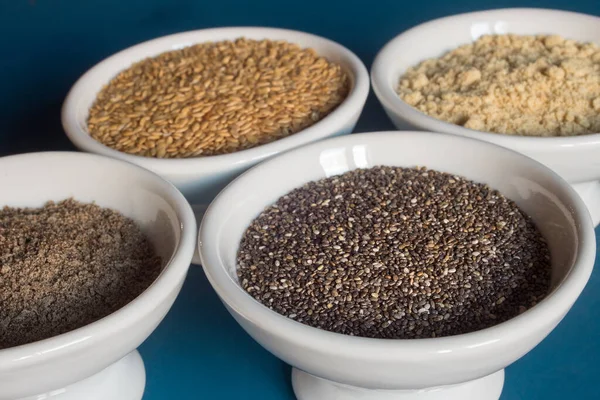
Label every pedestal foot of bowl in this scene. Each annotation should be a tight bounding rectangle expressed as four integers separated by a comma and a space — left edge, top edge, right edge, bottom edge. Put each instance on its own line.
18, 350, 146, 400
572, 181, 600, 226
292, 368, 504, 400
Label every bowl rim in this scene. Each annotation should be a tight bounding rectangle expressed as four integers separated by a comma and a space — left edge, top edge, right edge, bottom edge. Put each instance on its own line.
61, 26, 370, 175
0, 151, 197, 366
370, 8, 600, 152
199, 130, 596, 357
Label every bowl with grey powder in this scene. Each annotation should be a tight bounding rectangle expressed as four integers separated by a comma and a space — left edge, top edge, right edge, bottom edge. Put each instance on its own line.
0, 151, 196, 400
199, 131, 596, 400
371, 8, 600, 228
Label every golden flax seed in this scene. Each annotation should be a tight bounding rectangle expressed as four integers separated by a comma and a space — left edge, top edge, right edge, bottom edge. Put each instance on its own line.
88, 38, 350, 158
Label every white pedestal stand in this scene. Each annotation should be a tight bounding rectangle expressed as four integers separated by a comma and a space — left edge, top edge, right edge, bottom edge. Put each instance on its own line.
19, 351, 145, 400
292, 368, 504, 400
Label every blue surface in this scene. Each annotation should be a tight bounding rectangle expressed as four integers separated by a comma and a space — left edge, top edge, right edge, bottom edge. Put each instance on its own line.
0, 0, 599, 399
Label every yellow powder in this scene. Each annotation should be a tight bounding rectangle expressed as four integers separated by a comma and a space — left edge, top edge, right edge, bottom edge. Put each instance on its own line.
397, 34, 600, 136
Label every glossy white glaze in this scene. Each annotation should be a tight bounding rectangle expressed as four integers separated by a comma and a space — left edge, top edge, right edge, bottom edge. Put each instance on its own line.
371, 8, 600, 226
199, 132, 596, 399
0, 152, 196, 400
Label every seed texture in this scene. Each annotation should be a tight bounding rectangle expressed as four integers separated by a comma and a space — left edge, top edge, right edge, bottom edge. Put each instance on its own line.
88, 38, 350, 158
237, 166, 551, 339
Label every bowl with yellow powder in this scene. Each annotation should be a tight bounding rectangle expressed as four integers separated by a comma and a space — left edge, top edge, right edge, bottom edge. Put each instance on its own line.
371, 8, 600, 225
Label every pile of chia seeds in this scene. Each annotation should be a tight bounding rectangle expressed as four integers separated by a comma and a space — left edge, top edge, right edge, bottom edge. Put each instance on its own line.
237, 166, 551, 339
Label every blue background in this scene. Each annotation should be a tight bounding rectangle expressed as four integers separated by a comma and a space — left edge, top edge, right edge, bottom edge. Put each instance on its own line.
1, 0, 599, 399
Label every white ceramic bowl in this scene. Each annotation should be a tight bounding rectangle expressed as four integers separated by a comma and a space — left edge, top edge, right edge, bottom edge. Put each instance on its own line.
0, 152, 196, 400
199, 131, 596, 400
371, 8, 600, 226
62, 27, 369, 221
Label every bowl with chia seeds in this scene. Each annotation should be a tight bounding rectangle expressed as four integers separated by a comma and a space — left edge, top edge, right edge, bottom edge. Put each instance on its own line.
0, 152, 196, 400
62, 27, 370, 258
371, 8, 600, 227
199, 131, 596, 400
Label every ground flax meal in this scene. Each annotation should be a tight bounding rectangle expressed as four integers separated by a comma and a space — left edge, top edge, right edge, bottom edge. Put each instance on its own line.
0, 199, 162, 349
88, 38, 350, 158
397, 34, 600, 136
237, 167, 551, 339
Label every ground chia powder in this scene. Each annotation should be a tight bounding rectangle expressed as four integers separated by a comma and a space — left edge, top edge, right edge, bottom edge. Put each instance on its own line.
237, 166, 552, 339
0, 199, 162, 349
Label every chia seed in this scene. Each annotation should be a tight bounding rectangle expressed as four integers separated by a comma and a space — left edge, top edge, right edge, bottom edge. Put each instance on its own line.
237, 166, 552, 339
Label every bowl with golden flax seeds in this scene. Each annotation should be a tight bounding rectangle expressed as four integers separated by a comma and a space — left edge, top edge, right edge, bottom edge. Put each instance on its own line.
371, 8, 600, 227
63, 27, 369, 236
